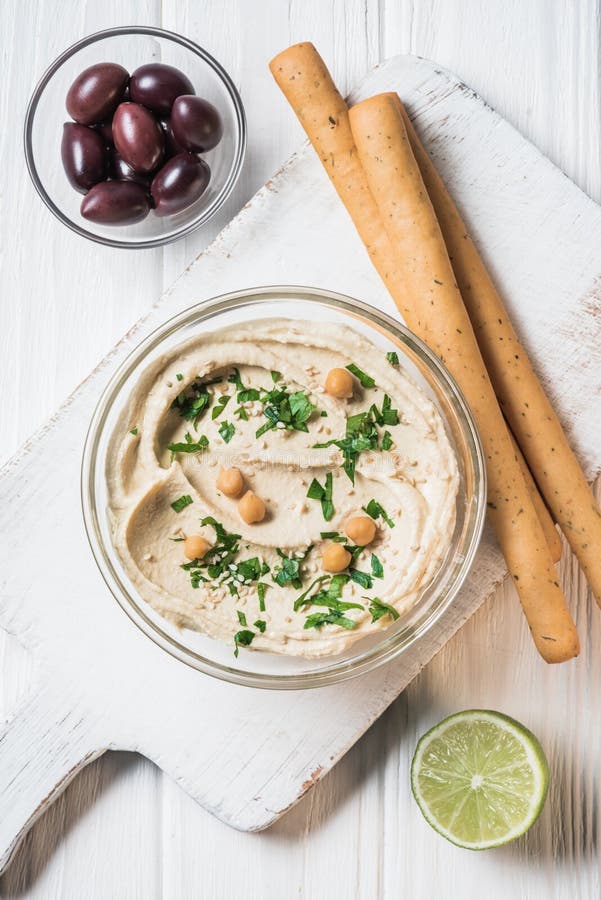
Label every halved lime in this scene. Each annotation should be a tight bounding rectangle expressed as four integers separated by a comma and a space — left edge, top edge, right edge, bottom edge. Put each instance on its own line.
411, 710, 549, 850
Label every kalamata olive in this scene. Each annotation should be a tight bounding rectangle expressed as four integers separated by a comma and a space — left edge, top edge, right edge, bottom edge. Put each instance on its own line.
129, 63, 194, 116
94, 119, 114, 145
109, 150, 152, 188
158, 118, 185, 159
81, 181, 150, 225
151, 153, 210, 216
171, 96, 223, 152
66, 63, 129, 126
112, 102, 164, 173
61, 123, 108, 193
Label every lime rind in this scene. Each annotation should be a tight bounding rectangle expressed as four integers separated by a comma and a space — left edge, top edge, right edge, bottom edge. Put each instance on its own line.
411, 710, 549, 850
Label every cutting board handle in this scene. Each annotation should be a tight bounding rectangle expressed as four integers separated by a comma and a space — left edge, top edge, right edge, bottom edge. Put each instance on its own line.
0, 684, 103, 874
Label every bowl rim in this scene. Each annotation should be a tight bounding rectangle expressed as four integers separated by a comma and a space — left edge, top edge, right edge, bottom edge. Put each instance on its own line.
81, 285, 487, 689
23, 25, 247, 249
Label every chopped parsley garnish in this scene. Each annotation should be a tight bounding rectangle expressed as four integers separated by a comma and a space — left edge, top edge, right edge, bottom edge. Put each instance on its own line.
167, 432, 209, 461
364, 498, 395, 528
273, 547, 311, 589
294, 573, 362, 613
381, 430, 393, 451
257, 582, 268, 611
313, 411, 379, 484
176, 372, 184, 381
237, 610, 247, 626
211, 394, 231, 419
228, 367, 260, 402
129, 427, 138, 436
254, 619, 267, 632
370, 394, 399, 427
346, 363, 375, 388
170, 494, 193, 513
304, 610, 357, 630
371, 554, 384, 579
386, 351, 400, 366
171, 377, 212, 428
234, 629, 255, 656
256, 388, 315, 438
181, 517, 267, 596
271, 370, 282, 382
306, 472, 334, 520
367, 597, 400, 623
234, 406, 249, 421
349, 568, 373, 589
219, 421, 235, 443
320, 531, 347, 542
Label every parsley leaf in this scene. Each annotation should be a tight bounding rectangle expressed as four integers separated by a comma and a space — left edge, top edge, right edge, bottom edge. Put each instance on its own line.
367, 597, 399, 623
254, 619, 267, 633
171, 378, 212, 428
386, 351, 400, 366
219, 421, 235, 443
364, 498, 395, 528
234, 629, 255, 656
237, 610, 247, 626
346, 363, 375, 388
271, 370, 282, 382
295, 574, 362, 614
370, 394, 399, 427
257, 582, 268, 611
170, 494, 193, 513
211, 394, 231, 419
304, 610, 357, 630
349, 568, 373, 589
320, 531, 347, 542
371, 554, 384, 578
256, 388, 315, 438
381, 430, 393, 451
273, 547, 311, 589
176, 372, 184, 381
306, 472, 334, 520
314, 411, 379, 484
167, 432, 209, 461
129, 426, 138, 436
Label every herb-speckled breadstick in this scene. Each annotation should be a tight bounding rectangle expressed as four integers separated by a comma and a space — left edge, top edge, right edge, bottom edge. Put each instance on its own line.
347, 92, 578, 662
391, 93, 601, 601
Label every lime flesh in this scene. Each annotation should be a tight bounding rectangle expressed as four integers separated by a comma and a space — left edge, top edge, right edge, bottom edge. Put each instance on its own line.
411, 710, 549, 850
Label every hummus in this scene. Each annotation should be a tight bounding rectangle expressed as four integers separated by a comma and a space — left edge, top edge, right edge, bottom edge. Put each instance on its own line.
107, 319, 459, 658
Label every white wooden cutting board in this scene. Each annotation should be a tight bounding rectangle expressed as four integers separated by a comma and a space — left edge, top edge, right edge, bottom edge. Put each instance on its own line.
1, 54, 600, 874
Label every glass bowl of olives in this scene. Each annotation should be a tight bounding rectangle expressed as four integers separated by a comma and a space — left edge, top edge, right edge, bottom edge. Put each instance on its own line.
24, 26, 246, 249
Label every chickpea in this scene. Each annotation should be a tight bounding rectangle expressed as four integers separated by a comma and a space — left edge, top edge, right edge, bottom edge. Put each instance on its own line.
322, 542, 352, 573
216, 466, 245, 498
238, 490, 266, 524
184, 534, 211, 561
345, 515, 377, 547
325, 367, 354, 399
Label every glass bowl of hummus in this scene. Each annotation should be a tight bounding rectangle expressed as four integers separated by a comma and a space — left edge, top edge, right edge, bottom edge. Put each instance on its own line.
82, 286, 486, 688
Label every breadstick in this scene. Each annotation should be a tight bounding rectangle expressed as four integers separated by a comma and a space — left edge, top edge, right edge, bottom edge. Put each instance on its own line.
269, 44, 407, 302
347, 93, 578, 662
269, 45, 578, 661
509, 431, 562, 563
390, 94, 601, 601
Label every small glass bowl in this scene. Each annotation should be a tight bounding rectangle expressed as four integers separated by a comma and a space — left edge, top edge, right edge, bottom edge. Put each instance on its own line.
82, 287, 486, 688
24, 26, 246, 249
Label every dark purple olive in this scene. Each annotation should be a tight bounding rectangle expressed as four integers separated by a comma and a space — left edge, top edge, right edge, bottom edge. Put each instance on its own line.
151, 153, 210, 216
109, 150, 152, 188
66, 63, 129, 125
61, 123, 108, 193
112, 102, 164, 173
81, 181, 150, 225
129, 63, 194, 116
158, 117, 185, 159
94, 119, 114, 145
171, 96, 223, 152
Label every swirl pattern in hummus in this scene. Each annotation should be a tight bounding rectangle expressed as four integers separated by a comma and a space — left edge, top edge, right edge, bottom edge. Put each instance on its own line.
107, 319, 459, 657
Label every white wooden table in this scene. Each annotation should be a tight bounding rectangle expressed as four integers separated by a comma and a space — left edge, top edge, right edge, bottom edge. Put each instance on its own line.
1, 1, 599, 897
